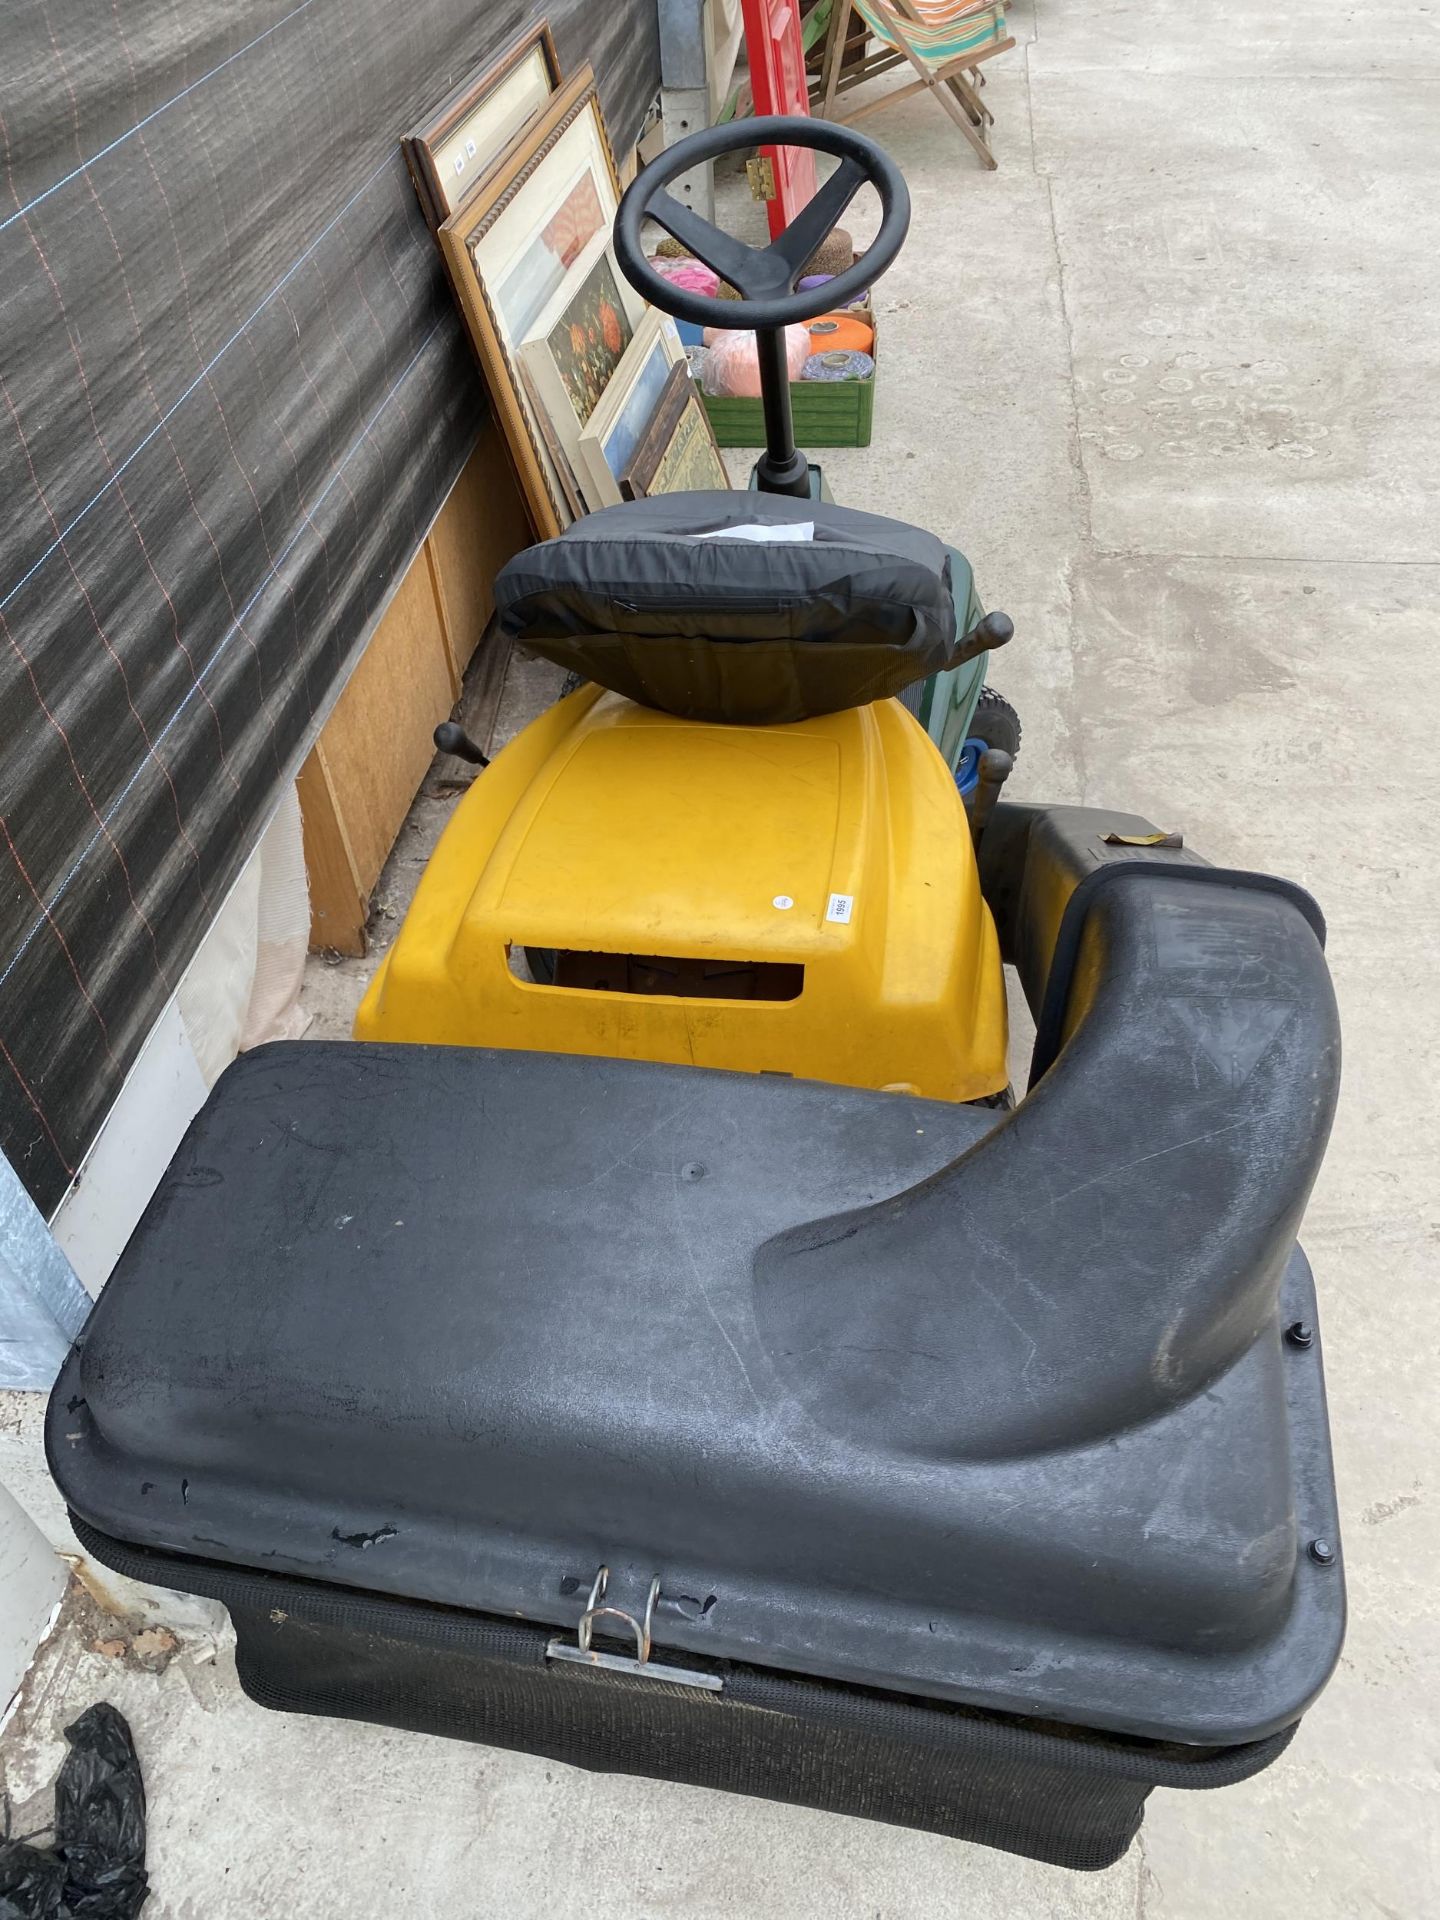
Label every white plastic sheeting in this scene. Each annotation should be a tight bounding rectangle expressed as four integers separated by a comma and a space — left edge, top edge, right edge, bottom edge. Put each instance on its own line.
41, 785, 311, 1316
1, 787, 312, 1670
178, 784, 311, 1083
0, 1478, 64, 1718
240, 784, 312, 1055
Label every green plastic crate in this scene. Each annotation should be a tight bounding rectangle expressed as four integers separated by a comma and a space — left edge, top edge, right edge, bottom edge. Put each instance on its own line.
704, 373, 875, 448
702, 307, 878, 448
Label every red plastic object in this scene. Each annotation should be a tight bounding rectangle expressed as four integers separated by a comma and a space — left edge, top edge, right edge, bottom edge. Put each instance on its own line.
740, 0, 818, 238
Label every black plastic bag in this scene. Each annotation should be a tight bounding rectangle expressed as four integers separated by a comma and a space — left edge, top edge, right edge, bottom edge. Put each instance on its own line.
0, 1838, 67, 1920
0, 1704, 147, 1918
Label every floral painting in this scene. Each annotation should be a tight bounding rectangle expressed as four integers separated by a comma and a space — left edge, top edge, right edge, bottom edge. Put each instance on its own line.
546, 255, 632, 425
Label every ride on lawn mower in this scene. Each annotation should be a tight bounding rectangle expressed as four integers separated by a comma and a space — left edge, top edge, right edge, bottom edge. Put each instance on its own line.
48, 121, 1344, 1872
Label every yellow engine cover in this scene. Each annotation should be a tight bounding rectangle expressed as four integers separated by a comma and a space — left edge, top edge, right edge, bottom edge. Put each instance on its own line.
355, 685, 1008, 1103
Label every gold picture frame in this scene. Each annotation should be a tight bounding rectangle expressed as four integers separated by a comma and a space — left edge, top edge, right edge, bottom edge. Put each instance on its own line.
619, 362, 730, 500
404, 23, 562, 230
437, 67, 623, 537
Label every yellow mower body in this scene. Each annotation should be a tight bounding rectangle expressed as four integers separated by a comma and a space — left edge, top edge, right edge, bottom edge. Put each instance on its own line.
356, 683, 1008, 1103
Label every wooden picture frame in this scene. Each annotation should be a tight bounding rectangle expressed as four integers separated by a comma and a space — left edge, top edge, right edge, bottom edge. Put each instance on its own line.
517, 233, 647, 496
619, 363, 729, 500
437, 67, 624, 537
404, 22, 562, 230
576, 311, 687, 510
517, 362, 587, 522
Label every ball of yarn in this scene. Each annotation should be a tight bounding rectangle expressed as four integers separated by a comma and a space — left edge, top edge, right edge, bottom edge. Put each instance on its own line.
799, 273, 871, 311
782, 325, 815, 376
801, 228, 855, 278
649, 254, 722, 297
801, 349, 875, 383
703, 325, 813, 396
805, 311, 874, 354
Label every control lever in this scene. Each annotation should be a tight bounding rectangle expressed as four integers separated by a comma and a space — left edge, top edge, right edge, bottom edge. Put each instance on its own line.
433, 721, 489, 768
969, 748, 1013, 853
951, 610, 1014, 669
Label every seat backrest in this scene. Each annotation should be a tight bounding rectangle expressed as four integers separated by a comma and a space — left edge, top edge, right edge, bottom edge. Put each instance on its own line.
492, 491, 959, 725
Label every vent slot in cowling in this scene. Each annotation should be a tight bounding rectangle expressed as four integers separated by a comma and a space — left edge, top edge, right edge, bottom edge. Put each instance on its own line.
516, 947, 803, 1001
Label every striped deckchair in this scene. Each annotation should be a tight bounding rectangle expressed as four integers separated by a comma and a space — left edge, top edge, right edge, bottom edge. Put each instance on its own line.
817, 0, 1015, 170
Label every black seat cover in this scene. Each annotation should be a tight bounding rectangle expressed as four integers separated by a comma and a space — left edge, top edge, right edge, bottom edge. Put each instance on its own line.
492, 490, 959, 724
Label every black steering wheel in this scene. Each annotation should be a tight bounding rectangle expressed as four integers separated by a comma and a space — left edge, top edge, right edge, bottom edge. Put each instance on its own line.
614, 118, 909, 493
614, 116, 910, 334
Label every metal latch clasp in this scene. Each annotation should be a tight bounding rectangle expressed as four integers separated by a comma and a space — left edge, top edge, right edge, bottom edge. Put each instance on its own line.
546, 1566, 722, 1691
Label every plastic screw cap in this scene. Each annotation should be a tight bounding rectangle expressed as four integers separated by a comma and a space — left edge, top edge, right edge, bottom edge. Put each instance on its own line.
1285, 1320, 1316, 1348
1308, 1538, 1336, 1566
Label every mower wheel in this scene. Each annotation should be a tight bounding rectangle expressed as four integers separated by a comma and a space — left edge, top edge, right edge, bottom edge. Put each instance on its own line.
970, 687, 1021, 759
525, 947, 558, 985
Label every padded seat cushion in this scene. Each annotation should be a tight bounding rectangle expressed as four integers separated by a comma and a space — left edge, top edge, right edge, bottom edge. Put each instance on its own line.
492, 490, 959, 724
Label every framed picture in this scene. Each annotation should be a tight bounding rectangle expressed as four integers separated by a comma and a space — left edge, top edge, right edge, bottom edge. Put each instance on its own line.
517, 363, 587, 522
620, 363, 730, 500
404, 23, 562, 229
438, 67, 624, 535
577, 311, 688, 510
518, 235, 646, 489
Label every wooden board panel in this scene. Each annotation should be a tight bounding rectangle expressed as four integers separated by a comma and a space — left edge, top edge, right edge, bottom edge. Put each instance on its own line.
296, 747, 366, 955
427, 415, 532, 716
299, 552, 453, 955
326, 559, 455, 888
297, 427, 530, 954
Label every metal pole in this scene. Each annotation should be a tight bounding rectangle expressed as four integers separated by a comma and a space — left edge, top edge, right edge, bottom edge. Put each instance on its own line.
753, 327, 811, 495
658, 0, 715, 220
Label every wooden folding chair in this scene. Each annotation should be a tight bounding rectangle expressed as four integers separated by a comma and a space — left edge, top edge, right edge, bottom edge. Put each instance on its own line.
816, 0, 1015, 171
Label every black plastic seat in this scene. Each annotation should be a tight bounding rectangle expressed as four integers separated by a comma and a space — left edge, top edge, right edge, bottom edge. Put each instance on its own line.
492, 490, 962, 724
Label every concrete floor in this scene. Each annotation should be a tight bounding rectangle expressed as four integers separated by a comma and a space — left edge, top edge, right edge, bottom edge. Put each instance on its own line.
5, 4, 1438, 1911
